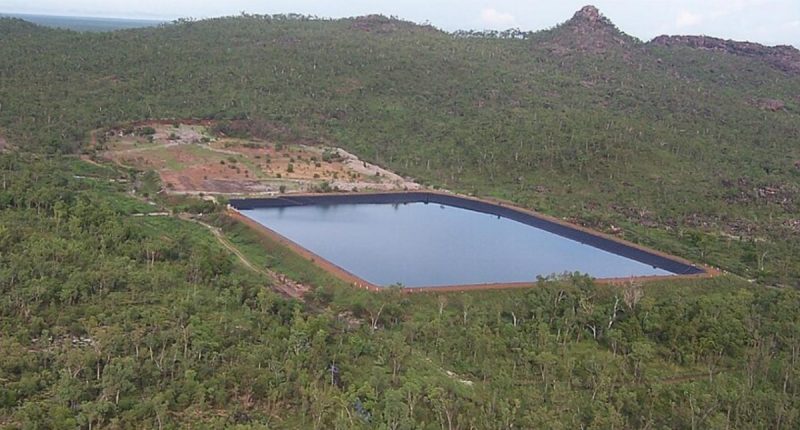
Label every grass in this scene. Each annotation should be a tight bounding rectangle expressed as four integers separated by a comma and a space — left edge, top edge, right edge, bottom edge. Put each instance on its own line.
105, 139, 163, 152
129, 216, 218, 247
206, 212, 347, 289
64, 159, 157, 215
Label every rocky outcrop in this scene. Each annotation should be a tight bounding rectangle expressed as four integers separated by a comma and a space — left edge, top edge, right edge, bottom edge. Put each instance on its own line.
650, 35, 800, 75
351, 15, 398, 33
754, 98, 786, 112
543, 5, 637, 55
350, 15, 434, 34
571, 5, 610, 27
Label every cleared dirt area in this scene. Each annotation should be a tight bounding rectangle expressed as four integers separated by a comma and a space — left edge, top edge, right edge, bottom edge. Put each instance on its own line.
0, 134, 8, 152
95, 122, 421, 195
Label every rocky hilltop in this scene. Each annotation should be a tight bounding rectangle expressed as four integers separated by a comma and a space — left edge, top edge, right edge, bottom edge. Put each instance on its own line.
650, 35, 800, 75
543, 5, 636, 55
538, 5, 799, 74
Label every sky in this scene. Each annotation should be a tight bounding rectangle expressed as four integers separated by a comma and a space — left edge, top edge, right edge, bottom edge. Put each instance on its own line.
1, 0, 798, 47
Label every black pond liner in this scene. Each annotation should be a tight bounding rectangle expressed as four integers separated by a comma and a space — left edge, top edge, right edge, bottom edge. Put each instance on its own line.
230, 192, 705, 276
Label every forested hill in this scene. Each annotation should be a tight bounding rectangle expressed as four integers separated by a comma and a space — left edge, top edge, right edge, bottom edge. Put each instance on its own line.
3, 5, 800, 429
1, 6, 799, 282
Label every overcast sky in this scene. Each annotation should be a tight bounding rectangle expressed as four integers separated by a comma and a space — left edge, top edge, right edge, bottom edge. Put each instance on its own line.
2, 0, 798, 47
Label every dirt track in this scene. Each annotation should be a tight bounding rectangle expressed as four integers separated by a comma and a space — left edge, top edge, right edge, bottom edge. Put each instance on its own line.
179, 214, 309, 299
227, 209, 381, 292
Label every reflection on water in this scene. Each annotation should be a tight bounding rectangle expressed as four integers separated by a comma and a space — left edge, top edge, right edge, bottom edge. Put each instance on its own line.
241, 203, 671, 287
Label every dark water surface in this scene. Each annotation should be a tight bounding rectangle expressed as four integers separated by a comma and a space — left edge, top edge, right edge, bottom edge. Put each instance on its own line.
240, 202, 672, 287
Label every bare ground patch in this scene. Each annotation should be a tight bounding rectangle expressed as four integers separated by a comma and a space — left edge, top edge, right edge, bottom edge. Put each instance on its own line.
96, 121, 421, 196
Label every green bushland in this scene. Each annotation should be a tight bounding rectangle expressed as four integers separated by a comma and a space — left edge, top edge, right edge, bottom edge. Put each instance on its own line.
1, 14, 797, 283
2, 152, 799, 429
1, 11, 800, 428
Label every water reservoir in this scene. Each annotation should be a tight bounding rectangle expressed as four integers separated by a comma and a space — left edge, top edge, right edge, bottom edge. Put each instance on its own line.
232, 194, 702, 288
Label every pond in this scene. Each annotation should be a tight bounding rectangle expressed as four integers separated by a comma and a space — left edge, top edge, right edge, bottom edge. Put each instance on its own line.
233, 194, 701, 288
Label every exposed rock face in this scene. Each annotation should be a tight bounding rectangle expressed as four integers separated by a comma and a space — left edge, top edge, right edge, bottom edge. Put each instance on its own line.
351, 15, 397, 33
650, 35, 800, 75
544, 5, 636, 55
349, 15, 432, 34
572, 5, 608, 26
755, 98, 786, 112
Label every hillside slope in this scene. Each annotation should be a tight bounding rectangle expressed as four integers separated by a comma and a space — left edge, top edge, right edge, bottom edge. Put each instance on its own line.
2, 6, 800, 429
9, 8, 795, 281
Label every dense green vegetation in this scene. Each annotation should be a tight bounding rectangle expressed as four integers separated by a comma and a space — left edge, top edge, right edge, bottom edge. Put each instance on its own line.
2, 155, 799, 428
1, 8, 799, 428
1, 12, 798, 283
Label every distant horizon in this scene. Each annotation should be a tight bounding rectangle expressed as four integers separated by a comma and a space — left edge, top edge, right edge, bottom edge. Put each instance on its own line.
1, 12, 165, 22
1, 6, 798, 48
